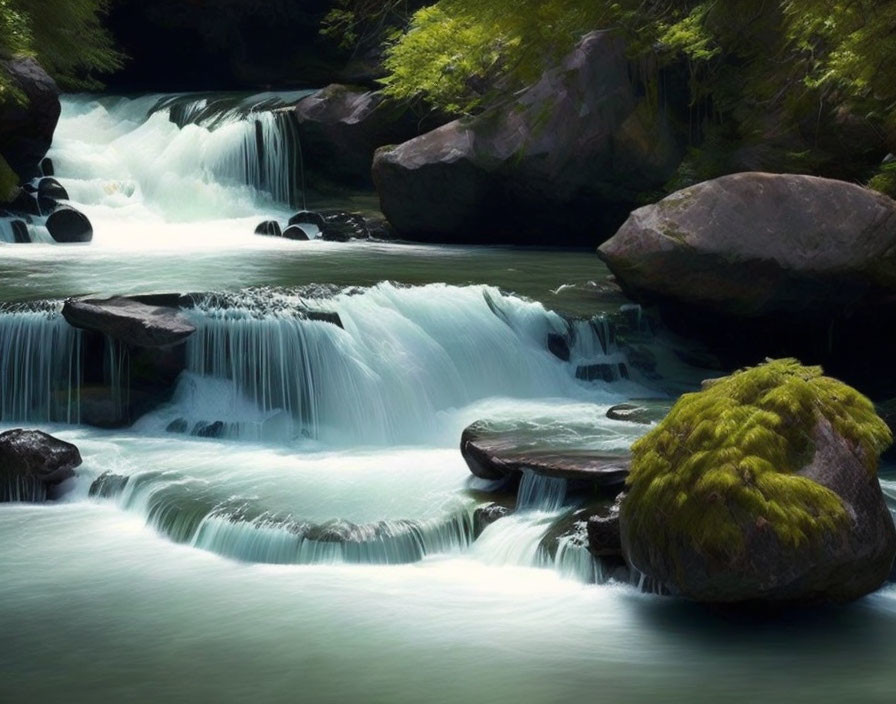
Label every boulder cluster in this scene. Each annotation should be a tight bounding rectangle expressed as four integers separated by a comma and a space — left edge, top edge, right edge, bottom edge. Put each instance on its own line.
1, 58, 93, 244
461, 360, 896, 604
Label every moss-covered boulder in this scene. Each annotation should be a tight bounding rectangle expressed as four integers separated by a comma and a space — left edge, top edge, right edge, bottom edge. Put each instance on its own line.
620, 359, 896, 603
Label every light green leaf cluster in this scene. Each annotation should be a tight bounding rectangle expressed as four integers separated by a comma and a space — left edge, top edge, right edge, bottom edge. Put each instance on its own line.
625, 359, 892, 562
380, 0, 619, 114
0, 0, 122, 96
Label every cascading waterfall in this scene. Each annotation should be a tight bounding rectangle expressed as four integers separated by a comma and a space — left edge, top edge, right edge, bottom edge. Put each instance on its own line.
473, 470, 611, 584
1, 282, 641, 582
85, 444, 478, 566
138, 283, 636, 445
47, 92, 309, 228
0, 307, 82, 423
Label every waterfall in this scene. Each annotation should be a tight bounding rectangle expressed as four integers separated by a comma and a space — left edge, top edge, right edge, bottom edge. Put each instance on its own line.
1, 284, 639, 444
138, 283, 633, 445
86, 445, 478, 566
49, 92, 309, 224
0, 307, 82, 424
516, 470, 568, 512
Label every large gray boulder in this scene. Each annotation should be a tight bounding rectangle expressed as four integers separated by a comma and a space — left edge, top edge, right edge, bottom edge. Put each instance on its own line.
0, 58, 61, 180
372, 31, 682, 245
62, 297, 196, 348
598, 173, 896, 318
0, 429, 82, 502
295, 84, 418, 187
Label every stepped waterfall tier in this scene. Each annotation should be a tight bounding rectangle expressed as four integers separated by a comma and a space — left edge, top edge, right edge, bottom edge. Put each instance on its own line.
2, 85, 895, 704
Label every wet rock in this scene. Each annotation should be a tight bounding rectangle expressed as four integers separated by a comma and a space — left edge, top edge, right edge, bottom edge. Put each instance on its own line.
194, 421, 225, 438
547, 333, 571, 361
63, 297, 196, 348
319, 210, 369, 241
303, 310, 343, 328
0, 58, 61, 180
473, 503, 512, 538
88, 472, 130, 499
40, 157, 54, 177
9, 219, 29, 244
166, 418, 189, 434
282, 224, 311, 241
8, 189, 40, 217
46, 206, 93, 243
37, 177, 68, 215
587, 494, 624, 558
254, 220, 282, 237
606, 402, 669, 425
0, 429, 81, 502
460, 420, 630, 488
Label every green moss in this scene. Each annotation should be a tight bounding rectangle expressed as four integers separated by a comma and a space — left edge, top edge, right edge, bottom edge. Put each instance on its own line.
625, 359, 892, 562
0, 152, 19, 203
868, 163, 896, 199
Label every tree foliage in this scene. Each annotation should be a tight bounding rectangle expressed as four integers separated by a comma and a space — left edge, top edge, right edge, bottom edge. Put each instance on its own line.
1, 0, 122, 99
369, 0, 896, 187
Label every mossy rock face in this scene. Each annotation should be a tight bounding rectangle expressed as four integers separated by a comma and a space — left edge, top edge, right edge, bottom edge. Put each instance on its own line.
621, 359, 896, 603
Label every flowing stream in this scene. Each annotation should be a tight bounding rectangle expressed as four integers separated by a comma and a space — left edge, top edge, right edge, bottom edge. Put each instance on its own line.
2, 94, 896, 703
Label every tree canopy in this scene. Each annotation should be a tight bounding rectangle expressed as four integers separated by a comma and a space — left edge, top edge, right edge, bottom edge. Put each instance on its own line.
1, 0, 121, 100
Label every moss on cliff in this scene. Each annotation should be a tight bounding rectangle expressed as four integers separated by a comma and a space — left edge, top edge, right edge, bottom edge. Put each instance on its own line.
625, 359, 892, 562
0, 153, 18, 202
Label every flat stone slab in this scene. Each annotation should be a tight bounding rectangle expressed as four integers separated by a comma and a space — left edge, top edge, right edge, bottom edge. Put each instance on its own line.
461, 420, 630, 486
62, 296, 196, 348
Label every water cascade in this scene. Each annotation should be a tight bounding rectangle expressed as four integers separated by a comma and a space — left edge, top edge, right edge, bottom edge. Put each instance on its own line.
140, 283, 638, 445
48, 93, 310, 227
0, 306, 82, 424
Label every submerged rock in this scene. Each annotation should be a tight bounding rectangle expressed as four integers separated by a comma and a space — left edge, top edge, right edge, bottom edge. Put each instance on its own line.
547, 333, 571, 362
88, 472, 130, 499
62, 296, 196, 348
621, 359, 896, 603
46, 206, 93, 243
460, 420, 630, 488
282, 225, 311, 241
373, 31, 682, 245
576, 363, 629, 383
0, 429, 81, 502
473, 503, 512, 538
8, 219, 29, 244
254, 220, 282, 238
606, 401, 670, 425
